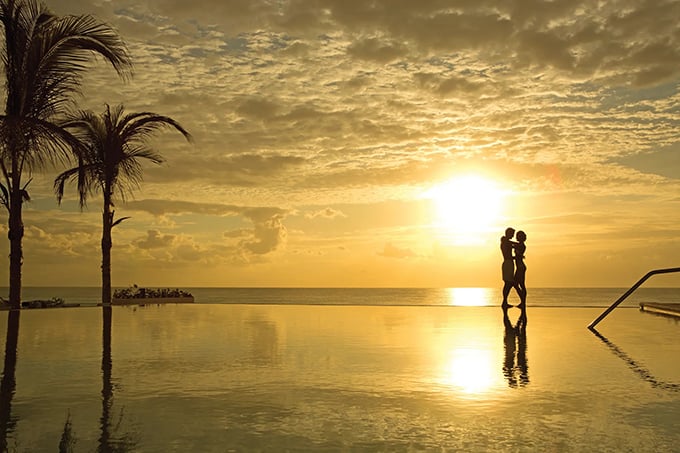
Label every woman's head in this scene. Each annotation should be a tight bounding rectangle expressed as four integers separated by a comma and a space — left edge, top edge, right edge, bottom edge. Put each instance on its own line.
516, 230, 526, 242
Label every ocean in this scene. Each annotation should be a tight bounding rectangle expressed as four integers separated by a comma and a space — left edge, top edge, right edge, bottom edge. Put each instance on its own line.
7, 286, 680, 308
0, 287, 679, 451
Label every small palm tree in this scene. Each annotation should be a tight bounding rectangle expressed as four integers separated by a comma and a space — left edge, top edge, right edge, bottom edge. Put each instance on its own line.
0, 0, 131, 309
55, 104, 192, 306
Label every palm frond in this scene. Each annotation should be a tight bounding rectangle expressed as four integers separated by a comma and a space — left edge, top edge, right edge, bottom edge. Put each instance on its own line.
23, 116, 84, 169
54, 103, 191, 208
22, 13, 131, 118
1, 0, 133, 190
18, 176, 31, 202
54, 165, 79, 203
54, 159, 100, 208
0, 181, 9, 210
120, 112, 194, 145
111, 216, 130, 228
48, 14, 131, 76
125, 143, 164, 164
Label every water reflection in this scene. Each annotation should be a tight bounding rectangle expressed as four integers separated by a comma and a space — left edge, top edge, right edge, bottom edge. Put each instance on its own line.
99, 306, 138, 452
59, 412, 77, 452
502, 305, 529, 388
247, 316, 280, 366
447, 287, 492, 306
590, 328, 680, 392
100, 306, 114, 451
442, 348, 495, 394
0, 310, 19, 451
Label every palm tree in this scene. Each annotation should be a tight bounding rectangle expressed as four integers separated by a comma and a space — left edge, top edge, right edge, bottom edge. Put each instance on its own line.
55, 104, 192, 306
0, 0, 131, 309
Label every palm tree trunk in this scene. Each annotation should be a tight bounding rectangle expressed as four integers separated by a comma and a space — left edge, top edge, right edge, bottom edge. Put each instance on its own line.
8, 187, 23, 310
101, 192, 113, 306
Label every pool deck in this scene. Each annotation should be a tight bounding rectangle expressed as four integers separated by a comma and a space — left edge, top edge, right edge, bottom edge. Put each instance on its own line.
639, 302, 680, 318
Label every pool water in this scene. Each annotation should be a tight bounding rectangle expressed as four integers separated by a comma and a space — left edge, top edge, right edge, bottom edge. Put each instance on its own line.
0, 305, 678, 452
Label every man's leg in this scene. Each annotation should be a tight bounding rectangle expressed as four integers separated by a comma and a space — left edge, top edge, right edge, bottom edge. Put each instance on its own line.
502, 281, 513, 306
514, 282, 526, 307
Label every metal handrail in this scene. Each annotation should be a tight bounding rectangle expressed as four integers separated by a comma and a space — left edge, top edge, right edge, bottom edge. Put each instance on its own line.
588, 266, 680, 330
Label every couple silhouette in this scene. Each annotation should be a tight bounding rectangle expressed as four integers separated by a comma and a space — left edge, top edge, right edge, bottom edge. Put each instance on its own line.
500, 227, 527, 308
500, 227, 529, 387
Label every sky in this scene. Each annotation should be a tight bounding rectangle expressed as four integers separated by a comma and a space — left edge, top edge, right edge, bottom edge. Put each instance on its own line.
2, 0, 680, 288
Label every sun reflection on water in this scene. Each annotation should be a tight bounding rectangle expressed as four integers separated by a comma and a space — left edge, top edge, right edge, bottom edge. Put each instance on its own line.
440, 347, 496, 395
447, 287, 493, 306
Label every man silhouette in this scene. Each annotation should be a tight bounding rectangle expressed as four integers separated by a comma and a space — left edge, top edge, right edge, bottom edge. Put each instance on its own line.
500, 227, 516, 307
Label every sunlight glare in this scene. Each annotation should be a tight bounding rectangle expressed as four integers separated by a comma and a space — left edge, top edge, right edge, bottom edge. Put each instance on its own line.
447, 287, 493, 306
441, 348, 495, 394
425, 175, 506, 245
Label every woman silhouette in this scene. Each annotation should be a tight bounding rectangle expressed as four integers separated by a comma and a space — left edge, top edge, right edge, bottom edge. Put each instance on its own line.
513, 230, 527, 307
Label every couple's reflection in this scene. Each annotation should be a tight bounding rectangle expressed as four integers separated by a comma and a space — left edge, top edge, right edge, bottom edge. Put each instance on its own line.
502, 305, 529, 388
0, 310, 19, 452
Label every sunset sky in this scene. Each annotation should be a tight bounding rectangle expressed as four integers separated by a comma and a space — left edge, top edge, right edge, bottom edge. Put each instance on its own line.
2, 0, 680, 288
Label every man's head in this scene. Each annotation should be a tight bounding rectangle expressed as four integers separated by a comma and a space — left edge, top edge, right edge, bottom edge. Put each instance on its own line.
504, 227, 515, 238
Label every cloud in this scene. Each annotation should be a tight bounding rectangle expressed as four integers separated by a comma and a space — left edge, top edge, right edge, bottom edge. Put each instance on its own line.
235, 96, 282, 120
175, 242, 203, 261
347, 37, 408, 63
147, 153, 308, 187
134, 230, 177, 249
16, 0, 680, 287
125, 231, 209, 264
414, 72, 487, 97
238, 211, 287, 255
304, 208, 347, 219
123, 199, 287, 217
122, 199, 288, 257
54, 0, 680, 207
613, 145, 680, 180
377, 242, 416, 259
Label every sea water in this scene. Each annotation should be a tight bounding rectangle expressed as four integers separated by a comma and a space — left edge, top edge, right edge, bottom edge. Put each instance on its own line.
8, 286, 680, 307
0, 289, 678, 452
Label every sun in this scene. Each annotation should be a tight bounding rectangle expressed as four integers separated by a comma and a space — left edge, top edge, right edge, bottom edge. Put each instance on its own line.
424, 174, 506, 245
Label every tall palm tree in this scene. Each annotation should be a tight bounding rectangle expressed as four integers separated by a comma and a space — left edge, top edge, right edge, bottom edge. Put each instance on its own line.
0, 0, 131, 309
55, 104, 192, 306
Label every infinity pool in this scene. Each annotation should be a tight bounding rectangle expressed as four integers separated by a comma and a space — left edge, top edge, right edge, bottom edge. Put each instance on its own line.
0, 305, 678, 452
